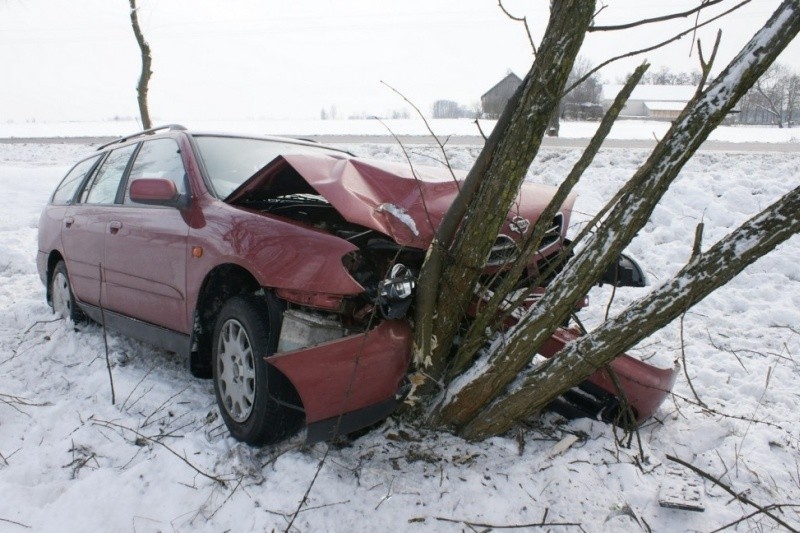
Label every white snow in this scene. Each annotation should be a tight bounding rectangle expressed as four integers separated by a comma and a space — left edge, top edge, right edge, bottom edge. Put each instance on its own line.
1, 134, 799, 532
602, 84, 697, 102
376, 203, 419, 237
2, 118, 800, 144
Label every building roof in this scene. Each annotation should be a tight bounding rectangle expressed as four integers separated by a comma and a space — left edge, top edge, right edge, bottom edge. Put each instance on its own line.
602, 84, 697, 102
644, 101, 687, 111
482, 72, 523, 99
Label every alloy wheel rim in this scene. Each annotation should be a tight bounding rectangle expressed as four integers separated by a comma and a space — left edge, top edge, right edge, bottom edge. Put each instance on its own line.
216, 318, 256, 422
52, 272, 71, 319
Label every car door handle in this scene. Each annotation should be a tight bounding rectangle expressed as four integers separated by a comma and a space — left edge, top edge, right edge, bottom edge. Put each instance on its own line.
64, 216, 74, 228
108, 221, 123, 234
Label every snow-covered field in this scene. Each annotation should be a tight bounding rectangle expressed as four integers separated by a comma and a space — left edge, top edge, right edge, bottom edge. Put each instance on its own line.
2, 118, 800, 144
1, 139, 798, 532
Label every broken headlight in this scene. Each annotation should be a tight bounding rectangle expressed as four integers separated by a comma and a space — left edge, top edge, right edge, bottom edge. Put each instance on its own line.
378, 263, 416, 319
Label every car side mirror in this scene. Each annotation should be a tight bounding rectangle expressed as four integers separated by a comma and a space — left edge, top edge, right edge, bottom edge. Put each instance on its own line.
600, 253, 648, 288
129, 178, 188, 208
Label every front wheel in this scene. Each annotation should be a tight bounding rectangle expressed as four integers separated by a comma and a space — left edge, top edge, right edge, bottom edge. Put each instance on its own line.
212, 294, 301, 445
50, 260, 84, 323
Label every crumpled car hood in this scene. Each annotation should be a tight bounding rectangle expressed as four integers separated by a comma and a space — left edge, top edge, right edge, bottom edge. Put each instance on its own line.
226, 153, 574, 248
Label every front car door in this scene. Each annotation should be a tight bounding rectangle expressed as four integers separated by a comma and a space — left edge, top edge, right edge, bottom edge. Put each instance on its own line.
102, 138, 192, 333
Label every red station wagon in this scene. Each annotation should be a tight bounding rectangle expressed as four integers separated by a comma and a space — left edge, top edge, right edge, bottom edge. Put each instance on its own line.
38, 125, 677, 445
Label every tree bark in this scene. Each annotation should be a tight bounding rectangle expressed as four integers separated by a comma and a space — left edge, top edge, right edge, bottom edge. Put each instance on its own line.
410, 0, 596, 399
129, 0, 153, 129
448, 62, 650, 380
462, 185, 800, 439
434, 0, 800, 431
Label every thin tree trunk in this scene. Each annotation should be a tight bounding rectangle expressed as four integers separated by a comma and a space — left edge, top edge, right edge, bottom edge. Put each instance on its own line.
434, 0, 800, 430
411, 0, 596, 399
129, 0, 152, 129
448, 62, 650, 379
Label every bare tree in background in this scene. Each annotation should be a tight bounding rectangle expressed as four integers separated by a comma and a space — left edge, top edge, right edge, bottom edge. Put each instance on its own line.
641, 65, 703, 85
407, 0, 800, 440
738, 62, 800, 127
561, 55, 604, 120
129, 0, 152, 129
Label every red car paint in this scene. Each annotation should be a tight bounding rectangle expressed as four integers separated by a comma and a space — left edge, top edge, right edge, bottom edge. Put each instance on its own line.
38, 127, 675, 443
538, 328, 679, 422
268, 319, 412, 424
228, 154, 574, 252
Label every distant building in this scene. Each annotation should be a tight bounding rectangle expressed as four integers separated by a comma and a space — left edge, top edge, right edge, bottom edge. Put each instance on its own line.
600, 84, 697, 120
481, 72, 522, 118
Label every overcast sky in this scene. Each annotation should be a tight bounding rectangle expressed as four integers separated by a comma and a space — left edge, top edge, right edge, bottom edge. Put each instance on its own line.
1, 0, 798, 122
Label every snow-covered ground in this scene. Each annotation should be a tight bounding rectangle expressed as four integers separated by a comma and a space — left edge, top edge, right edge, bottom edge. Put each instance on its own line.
1, 138, 798, 532
2, 118, 800, 144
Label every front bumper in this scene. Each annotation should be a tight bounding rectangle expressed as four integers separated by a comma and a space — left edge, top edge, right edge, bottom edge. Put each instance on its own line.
266, 319, 412, 442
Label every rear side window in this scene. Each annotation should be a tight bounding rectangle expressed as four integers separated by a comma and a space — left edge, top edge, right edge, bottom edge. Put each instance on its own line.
81, 144, 137, 204
124, 138, 187, 204
52, 155, 100, 205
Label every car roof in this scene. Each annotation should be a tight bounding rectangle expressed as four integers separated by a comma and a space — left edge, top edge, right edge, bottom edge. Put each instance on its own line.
96, 124, 351, 156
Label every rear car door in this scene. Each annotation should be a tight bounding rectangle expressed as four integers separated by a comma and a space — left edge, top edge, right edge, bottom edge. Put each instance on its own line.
102, 138, 192, 333
62, 145, 137, 306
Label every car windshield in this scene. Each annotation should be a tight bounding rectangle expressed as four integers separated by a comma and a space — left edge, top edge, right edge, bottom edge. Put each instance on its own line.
192, 135, 348, 198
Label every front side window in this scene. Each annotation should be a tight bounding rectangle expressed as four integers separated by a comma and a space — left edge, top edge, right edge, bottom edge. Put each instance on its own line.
82, 144, 137, 204
52, 155, 101, 205
124, 138, 187, 204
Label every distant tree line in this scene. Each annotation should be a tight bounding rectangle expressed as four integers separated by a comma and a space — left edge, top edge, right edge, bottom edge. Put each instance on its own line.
433, 62, 799, 128
319, 106, 412, 120
737, 63, 799, 127
639, 65, 703, 85
560, 56, 604, 120
431, 99, 480, 119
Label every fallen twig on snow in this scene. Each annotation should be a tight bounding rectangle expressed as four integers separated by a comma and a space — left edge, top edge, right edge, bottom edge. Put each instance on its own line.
0, 516, 31, 529
92, 418, 226, 484
666, 454, 800, 533
435, 514, 585, 530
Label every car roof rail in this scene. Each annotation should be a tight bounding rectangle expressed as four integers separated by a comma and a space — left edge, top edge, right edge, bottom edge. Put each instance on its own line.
96, 124, 188, 151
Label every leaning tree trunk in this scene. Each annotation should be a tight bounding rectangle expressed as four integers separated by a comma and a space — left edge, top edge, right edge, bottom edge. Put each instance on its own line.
129, 0, 152, 129
448, 62, 650, 380
430, 0, 800, 434
462, 185, 800, 439
410, 0, 596, 401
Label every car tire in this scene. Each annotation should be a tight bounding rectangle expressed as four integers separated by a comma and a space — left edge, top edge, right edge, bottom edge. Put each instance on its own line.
50, 260, 85, 323
212, 293, 300, 445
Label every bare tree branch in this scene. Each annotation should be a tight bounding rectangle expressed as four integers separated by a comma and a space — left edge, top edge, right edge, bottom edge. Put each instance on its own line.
447, 62, 649, 380
92, 419, 226, 484
463, 184, 800, 438
590, 0, 726, 31
695, 30, 723, 100
98, 264, 116, 405
435, 515, 584, 530
437, 1, 800, 431
667, 455, 800, 533
498, 0, 537, 55
412, 0, 595, 396
380, 80, 460, 187
565, 0, 753, 96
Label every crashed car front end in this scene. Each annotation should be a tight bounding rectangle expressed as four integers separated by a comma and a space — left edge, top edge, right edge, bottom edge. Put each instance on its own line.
222, 150, 676, 441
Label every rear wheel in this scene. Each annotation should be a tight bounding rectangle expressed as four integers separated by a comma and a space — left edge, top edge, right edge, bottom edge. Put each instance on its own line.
212, 294, 301, 445
50, 260, 84, 323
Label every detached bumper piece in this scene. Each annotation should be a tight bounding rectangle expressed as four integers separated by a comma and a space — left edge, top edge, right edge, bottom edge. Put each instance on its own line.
540, 327, 679, 426
267, 319, 412, 444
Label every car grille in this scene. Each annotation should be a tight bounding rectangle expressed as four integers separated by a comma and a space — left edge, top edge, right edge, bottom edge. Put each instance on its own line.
486, 213, 563, 267
539, 213, 563, 249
